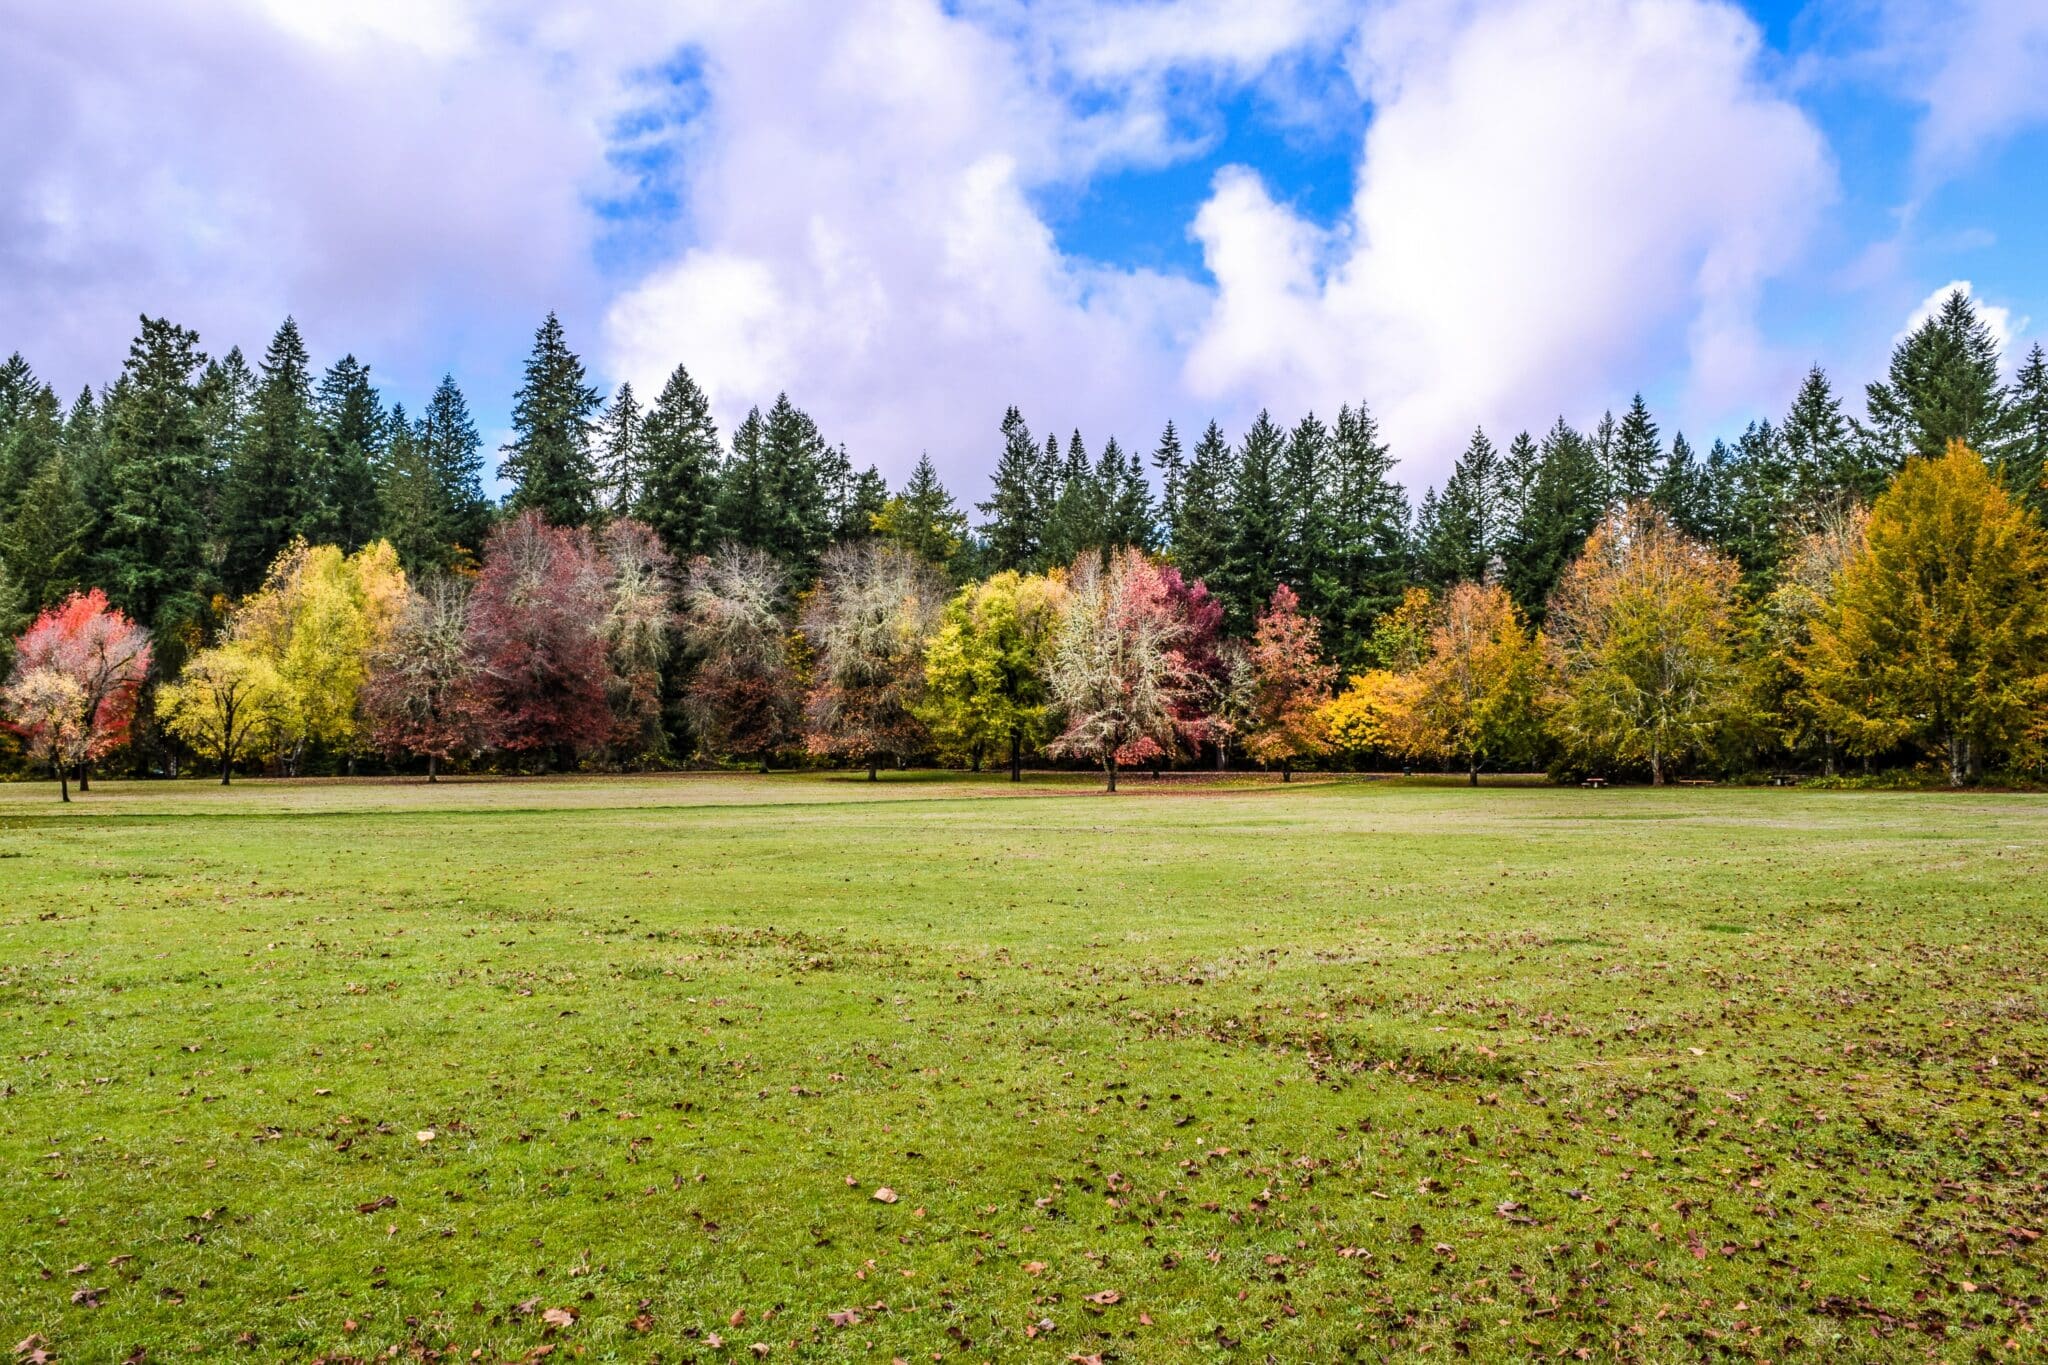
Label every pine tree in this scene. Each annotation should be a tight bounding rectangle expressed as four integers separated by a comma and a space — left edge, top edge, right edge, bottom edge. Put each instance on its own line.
636, 363, 722, 559
1279, 413, 1331, 604
315, 354, 385, 549
220, 317, 319, 591
1610, 394, 1662, 503
1173, 420, 1236, 587
0, 381, 62, 516
1501, 417, 1603, 619
2, 449, 90, 611
194, 347, 256, 523
1041, 431, 1101, 567
1653, 431, 1715, 542
500, 312, 600, 525
715, 407, 770, 549
755, 393, 833, 574
1218, 411, 1286, 629
1589, 409, 1618, 504
0, 353, 35, 439
97, 316, 212, 637
1417, 427, 1504, 586
2004, 344, 2048, 516
1861, 288, 2017, 469
595, 382, 644, 517
420, 375, 490, 563
1725, 419, 1796, 590
872, 452, 967, 569
1096, 436, 1154, 550
1318, 401, 1409, 662
826, 449, 888, 544
377, 403, 443, 571
1782, 365, 1877, 509
978, 406, 1045, 572
1152, 421, 1186, 550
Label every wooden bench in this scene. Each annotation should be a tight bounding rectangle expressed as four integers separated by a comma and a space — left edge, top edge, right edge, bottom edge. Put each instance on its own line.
1677, 778, 1716, 787
1581, 776, 1607, 789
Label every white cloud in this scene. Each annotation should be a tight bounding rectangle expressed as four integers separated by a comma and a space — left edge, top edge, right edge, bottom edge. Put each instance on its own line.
1184, 0, 1833, 479
1896, 280, 2029, 365
1876, 0, 2048, 185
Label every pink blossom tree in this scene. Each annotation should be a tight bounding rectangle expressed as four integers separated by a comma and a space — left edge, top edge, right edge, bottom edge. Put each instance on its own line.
1044, 548, 1202, 791
2, 590, 153, 797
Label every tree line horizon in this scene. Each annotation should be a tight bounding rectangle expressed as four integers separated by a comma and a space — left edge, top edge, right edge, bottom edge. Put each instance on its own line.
2, 289, 2045, 792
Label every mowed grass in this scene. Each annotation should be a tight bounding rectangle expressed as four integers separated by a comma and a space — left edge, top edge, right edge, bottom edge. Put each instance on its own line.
4, 775, 2047, 1363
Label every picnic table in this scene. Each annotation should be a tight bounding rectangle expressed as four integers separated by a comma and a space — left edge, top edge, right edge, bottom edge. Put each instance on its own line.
1581, 776, 1607, 789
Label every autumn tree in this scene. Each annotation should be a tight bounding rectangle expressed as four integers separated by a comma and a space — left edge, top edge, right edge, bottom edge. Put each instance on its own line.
1801, 443, 2048, 785
679, 544, 800, 769
802, 541, 945, 779
1244, 584, 1335, 780
2, 590, 153, 795
1319, 669, 1419, 767
919, 570, 1066, 778
156, 645, 280, 784
594, 518, 677, 762
362, 575, 488, 780
1546, 502, 1742, 783
1044, 548, 1200, 790
1399, 581, 1546, 784
467, 512, 613, 765
230, 539, 407, 771
1749, 506, 1868, 774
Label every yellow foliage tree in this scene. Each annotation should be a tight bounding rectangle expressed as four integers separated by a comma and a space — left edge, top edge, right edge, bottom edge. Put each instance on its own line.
156, 644, 281, 784
1399, 581, 1548, 785
1801, 443, 2048, 785
230, 539, 408, 769
1547, 502, 1742, 784
1319, 669, 1419, 762
1748, 506, 1868, 773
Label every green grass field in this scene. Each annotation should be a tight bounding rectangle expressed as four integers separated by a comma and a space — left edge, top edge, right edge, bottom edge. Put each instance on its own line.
5, 774, 2046, 1362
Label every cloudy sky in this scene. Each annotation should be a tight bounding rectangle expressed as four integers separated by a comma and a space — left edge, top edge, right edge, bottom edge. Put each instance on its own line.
5, 0, 2046, 496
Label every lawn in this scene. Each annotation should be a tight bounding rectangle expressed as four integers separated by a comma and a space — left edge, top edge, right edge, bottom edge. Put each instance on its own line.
3, 773, 2046, 1362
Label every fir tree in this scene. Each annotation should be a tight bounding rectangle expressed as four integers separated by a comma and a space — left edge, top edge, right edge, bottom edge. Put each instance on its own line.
97, 315, 212, 637
0, 353, 34, 439
715, 407, 770, 549
1318, 401, 1409, 662
1173, 419, 1236, 587
1418, 427, 1505, 586
826, 450, 888, 544
1589, 409, 1618, 504
1278, 412, 1331, 604
1501, 417, 1603, 619
1218, 411, 1286, 629
636, 363, 722, 560
755, 392, 833, 574
377, 403, 443, 571
595, 382, 644, 517
314, 353, 385, 549
978, 406, 1045, 572
1097, 436, 1154, 550
420, 375, 490, 563
2004, 344, 2048, 516
220, 317, 319, 591
1610, 394, 1662, 503
1653, 432, 1715, 542
500, 311, 600, 525
1782, 365, 1876, 508
1861, 288, 2017, 468
1041, 431, 1101, 567
1152, 420, 1186, 550
873, 452, 968, 570
1725, 419, 1796, 589
2, 449, 90, 611
0, 381, 62, 516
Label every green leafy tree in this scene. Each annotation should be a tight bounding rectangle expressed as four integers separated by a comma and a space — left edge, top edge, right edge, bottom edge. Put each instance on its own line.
420, 375, 491, 564
872, 453, 968, 571
918, 570, 1066, 777
97, 316, 213, 639
1398, 580, 1547, 784
500, 312, 600, 525
635, 363, 723, 560
978, 406, 1047, 572
1802, 443, 2048, 785
1861, 288, 2017, 469
221, 318, 320, 591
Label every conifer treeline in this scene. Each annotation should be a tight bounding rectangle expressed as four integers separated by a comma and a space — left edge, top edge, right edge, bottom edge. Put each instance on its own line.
3, 291, 2045, 679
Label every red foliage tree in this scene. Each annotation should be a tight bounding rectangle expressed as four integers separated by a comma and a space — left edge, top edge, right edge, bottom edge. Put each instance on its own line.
1245, 584, 1336, 780
466, 512, 612, 766
362, 575, 490, 780
3, 589, 153, 794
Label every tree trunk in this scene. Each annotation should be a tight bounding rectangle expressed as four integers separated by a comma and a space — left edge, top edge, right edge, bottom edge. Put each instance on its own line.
1282, 758, 1292, 783
1947, 733, 1973, 788
760, 752, 771, 774
867, 759, 878, 782
1105, 755, 1118, 792
1216, 741, 1227, 771
221, 753, 233, 786
77, 762, 90, 792
970, 741, 983, 774
1009, 731, 1022, 783
58, 768, 69, 803
1469, 759, 1479, 787
1650, 751, 1665, 786
427, 752, 438, 784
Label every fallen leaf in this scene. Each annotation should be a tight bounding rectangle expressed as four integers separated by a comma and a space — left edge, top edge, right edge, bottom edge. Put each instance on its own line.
541, 1307, 576, 1329
1084, 1290, 1121, 1306
355, 1195, 397, 1214
872, 1187, 898, 1204
1023, 1261, 1048, 1276
415, 1129, 436, 1144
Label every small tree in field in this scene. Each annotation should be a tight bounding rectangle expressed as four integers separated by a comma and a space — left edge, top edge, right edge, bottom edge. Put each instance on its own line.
467, 511, 613, 766
362, 575, 488, 780
156, 645, 280, 784
802, 540, 946, 779
1400, 580, 1546, 784
680, 544, 801, 769
1320, 668, 1420, 766
2, 589, 153, 795
1547, 502, 1742, 783
919, 570, 1067, 779
1802, 443, 2048, 784
596, 518, 679, 763
1044, 548, 1199, 791
1244, 584, 1335, 780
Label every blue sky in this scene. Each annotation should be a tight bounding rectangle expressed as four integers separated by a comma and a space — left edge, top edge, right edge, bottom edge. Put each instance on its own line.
5, 0, 2046, 496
